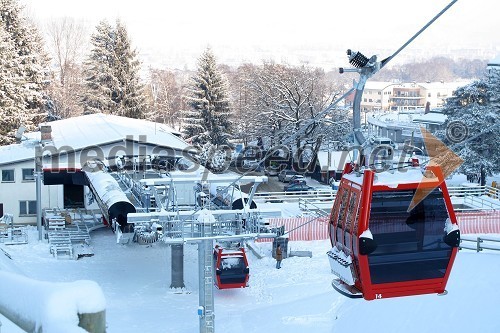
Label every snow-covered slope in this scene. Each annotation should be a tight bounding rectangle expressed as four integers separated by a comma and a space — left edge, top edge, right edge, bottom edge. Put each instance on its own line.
1, 227, 499, 333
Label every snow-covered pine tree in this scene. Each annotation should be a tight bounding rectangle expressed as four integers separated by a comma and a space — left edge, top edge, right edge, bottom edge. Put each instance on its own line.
0, 0, 50, 143
81, 20, 146, 118
81, 20, 119, 115
0, 23, 24, 144
114, 20, 146, 119
438, 67, 500, 185
182, 48, 233, 146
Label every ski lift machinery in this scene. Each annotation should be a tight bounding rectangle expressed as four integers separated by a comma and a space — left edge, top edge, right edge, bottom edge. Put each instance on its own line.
327, 0, 460, 300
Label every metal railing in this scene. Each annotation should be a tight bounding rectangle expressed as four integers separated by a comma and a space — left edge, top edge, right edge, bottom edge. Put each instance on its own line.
463, 195, 500, 210
448, 185, 500, 199
298, 198, 332, 216
251, 184, 499, 209
253, 190, 336, 203
459, 236, 500, 252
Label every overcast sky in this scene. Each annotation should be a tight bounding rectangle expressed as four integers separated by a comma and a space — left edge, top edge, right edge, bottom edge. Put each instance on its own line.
20, 0, 500, 70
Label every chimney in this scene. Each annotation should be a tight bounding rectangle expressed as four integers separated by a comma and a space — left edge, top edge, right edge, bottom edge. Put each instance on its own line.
40, 125, 52, 143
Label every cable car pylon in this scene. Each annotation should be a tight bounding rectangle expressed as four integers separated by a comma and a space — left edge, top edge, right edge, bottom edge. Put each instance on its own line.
339, 0, 459, 154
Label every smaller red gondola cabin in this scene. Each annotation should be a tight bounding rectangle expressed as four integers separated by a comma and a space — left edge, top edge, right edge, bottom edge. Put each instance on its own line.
327, 163, 460, 300
213, 245, 250, 289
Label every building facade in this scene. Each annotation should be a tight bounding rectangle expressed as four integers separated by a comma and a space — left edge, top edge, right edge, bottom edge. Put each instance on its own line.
360, 81, 466, 112
0, 114, 191, 224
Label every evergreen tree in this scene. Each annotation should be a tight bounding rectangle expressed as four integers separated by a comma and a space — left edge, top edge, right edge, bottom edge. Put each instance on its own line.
81, 20, 146, 118
114, 21, 146, 118
0, 23, 23, 144
438, 68, 500, 185
182, 48, 233, 146
0, 0, 49, 143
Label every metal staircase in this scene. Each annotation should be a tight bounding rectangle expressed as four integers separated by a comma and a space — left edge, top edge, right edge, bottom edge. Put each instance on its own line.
44, 209, 102, 259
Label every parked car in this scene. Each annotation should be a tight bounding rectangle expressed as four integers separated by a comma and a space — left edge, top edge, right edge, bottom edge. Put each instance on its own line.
369, 136, 397, 149
241, 159, 261, 171
284, 183, 315, 193
278, 170, 298, 182
264, 166, 280, 176
289, 175, 306, 183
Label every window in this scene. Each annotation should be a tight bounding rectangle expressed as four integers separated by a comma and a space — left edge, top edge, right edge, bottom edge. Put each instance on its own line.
2, 169, 14, 182
22, 168, 35, 182
335, 187, 349, 244
19, 200, 37, 216
367, 189, 452, 284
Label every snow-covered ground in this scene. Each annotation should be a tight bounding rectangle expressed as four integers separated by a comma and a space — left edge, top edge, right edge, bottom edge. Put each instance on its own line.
1, 227, 500, 333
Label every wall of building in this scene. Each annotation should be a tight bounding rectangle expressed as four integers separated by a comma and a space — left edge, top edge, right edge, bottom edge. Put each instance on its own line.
0, 160, 63, 224
1, 140, 188, 225
360, 81, 465, 112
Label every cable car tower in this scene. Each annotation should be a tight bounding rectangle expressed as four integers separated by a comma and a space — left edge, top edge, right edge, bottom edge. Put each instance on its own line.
339, 0, 458, 157
328, 0, 461, 300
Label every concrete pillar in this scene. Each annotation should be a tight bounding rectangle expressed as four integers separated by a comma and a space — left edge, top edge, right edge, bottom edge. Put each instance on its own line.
170, 244, 185, 289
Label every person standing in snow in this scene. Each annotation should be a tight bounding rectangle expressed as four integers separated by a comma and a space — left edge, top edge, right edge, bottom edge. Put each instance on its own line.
275, 244, 283, 269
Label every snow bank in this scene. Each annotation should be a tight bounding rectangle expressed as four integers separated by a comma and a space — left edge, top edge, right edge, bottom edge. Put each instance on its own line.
0, 270, 105, 333
0, 248, 24, 275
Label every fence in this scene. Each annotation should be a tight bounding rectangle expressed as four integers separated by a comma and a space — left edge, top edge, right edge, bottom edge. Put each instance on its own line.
256, 211, 500, 243
252, 184, 500, 205
460, 236, 500, 252
455, 211, 500, 234
257, 216, 330, 242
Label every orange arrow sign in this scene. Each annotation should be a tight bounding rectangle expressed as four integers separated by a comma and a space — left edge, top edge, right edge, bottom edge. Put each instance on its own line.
408, 127, 463, 211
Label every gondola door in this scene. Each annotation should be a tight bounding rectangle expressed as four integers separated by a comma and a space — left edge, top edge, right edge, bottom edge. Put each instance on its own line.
328, 177, 363, 295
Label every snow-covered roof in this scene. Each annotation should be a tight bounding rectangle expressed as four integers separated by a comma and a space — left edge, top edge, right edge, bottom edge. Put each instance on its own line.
364, 81, 396, 91
487, 55, 500, 68
418, 81, 465, 91
41, 113, 187, 152
412, 112, 447, 125
0, 113, 190, 165
344, 167, 439, 188
0, 139, 39, 165
316, 151, 351, 171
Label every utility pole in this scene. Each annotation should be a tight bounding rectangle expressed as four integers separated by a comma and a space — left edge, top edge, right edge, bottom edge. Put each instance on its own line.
35, 145, 43, 241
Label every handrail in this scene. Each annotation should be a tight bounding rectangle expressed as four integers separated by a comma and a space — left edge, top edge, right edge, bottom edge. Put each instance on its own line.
251, 185, 500, 209
464, 195, 500, 210
448, 185, 500, 198
253, 190, 336, 203
460, 236, 500, 252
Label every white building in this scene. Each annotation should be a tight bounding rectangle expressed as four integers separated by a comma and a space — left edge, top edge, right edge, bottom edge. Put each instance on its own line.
0, 113, 192, 224
360, 80, 467, 112
487, 55, 500, 73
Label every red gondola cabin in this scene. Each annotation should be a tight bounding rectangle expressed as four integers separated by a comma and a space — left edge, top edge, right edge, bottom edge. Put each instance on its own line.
327, 164, 460, 300
214, 246, 250, 289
